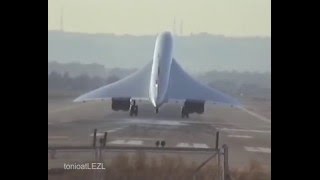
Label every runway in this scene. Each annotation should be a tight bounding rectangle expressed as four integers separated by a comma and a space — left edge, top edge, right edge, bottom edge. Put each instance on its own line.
48, 99, 271, 170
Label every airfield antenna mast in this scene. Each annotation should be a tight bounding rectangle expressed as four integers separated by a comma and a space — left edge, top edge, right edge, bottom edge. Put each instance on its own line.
173, 16, 176, 35
60, 6, 64, 32
180, 20, 183, 36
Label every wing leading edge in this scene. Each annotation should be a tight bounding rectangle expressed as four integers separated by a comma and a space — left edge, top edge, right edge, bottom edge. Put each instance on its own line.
74, 61, 152, 102
166, 59, 240, 106
74, 58, 240, 106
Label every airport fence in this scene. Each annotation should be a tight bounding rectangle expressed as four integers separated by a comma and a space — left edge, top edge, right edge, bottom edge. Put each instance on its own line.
49, 130, 231, 180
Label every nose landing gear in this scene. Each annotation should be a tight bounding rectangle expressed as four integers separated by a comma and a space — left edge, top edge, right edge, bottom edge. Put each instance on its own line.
129, 100, 138, 117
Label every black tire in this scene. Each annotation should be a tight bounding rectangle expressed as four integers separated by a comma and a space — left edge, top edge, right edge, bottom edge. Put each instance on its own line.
181, 112, 184, 118
160, 140, 166, 147
181, 106, 186, 118
129, 107, 134, 117
134, 106, 138, 116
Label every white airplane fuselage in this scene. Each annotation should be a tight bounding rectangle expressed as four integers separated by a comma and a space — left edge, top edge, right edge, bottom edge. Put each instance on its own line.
73, 30, 239, 114
149, 32, 173, 108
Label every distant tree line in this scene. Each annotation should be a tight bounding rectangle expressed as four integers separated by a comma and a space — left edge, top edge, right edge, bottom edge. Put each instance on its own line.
48, 71, 119, 92
198, 70, 271, 89
48, 31, 271, 73
208, 80, 270, 100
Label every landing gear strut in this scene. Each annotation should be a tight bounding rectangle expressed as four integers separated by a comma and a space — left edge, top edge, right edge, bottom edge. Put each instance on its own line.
155, 108, 159, 114
181, 106, 189, 118
129, 100, 138, 117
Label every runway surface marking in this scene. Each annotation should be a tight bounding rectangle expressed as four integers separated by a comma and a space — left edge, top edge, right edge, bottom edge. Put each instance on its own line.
108, 140, 126, 144
192, 143, 209, 148
176, 143, 209, 148
48, 136, 69, 139
227, 135, 253, 139
106, 127, 127, 133
122, 119, 187, 126
89, 127, 127, 136
108, 140, 143, 145
126, 140, 143, 145
176, 143, 192, 147
244, 146, 271, 153
239, 107, 271, 123
106, 140, 210, 147
48, 103, 89, 114
217, 128, 271, 134
117, 137, 162, 140
90, 133, 105, 137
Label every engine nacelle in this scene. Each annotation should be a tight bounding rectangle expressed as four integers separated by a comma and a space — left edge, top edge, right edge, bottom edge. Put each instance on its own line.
183, 100, 205, 114
111, 98, 131, 111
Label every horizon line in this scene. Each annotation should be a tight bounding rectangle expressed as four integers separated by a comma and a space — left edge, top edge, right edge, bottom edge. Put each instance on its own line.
48, 29, 271, 39
48, 60, 271, 74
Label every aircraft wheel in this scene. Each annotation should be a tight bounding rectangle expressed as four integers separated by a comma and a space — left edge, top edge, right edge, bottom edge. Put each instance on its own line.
135, 106, 138, 116
160, 140, 166, 147
181, 106, 187, 118
129, 106, 134, 117
155, 140, 160, 147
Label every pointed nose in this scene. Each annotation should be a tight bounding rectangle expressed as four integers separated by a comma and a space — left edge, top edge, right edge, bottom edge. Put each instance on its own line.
151, 96, 163, 108
151, 98, 157, 107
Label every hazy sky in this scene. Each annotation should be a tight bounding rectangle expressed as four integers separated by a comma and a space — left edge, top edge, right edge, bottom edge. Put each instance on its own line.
48, 0, 271, 37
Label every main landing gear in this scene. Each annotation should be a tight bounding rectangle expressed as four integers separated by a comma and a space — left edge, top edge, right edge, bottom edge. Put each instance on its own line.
181, 106, 189, 118
129, 100, 138, 117
155, 108, 159, 114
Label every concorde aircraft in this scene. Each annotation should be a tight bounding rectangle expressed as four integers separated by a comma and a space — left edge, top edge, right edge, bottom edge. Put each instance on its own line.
74, 31, 240, 118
